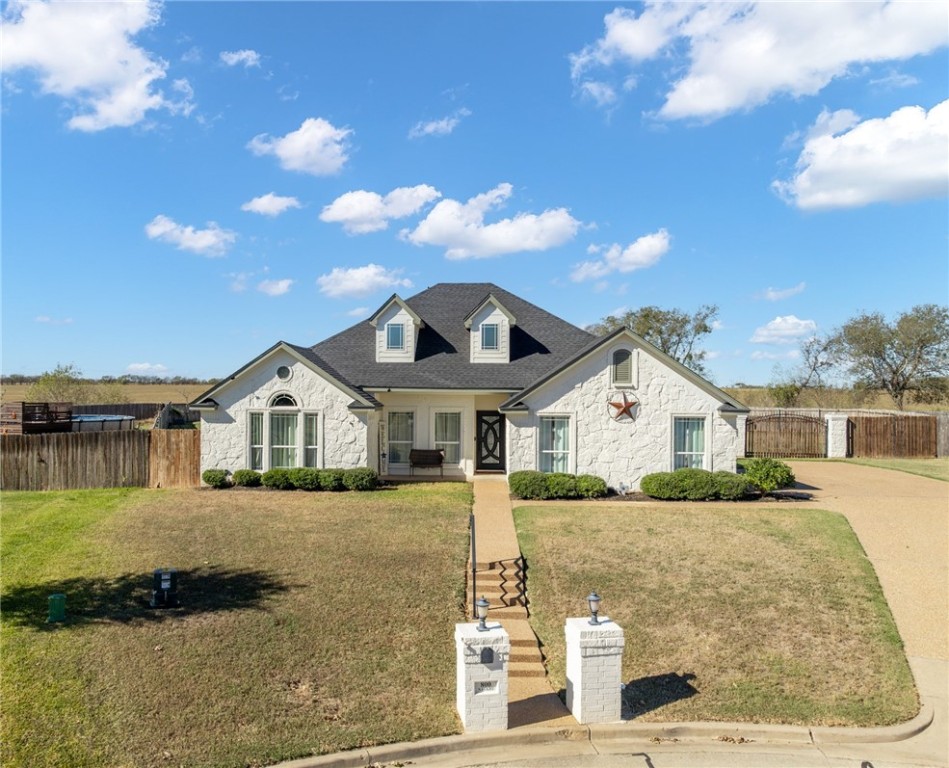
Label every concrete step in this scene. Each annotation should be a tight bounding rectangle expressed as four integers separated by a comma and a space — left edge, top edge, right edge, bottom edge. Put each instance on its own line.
508, 662, 547, 678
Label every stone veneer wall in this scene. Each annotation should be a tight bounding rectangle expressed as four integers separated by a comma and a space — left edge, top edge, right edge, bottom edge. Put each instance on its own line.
507, 340, 742, 491
200, 349, 368, 476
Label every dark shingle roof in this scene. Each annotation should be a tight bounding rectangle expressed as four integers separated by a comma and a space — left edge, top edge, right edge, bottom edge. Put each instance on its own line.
310, 283, 595, 391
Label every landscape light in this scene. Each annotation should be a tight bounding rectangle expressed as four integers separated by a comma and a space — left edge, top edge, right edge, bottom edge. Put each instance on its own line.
476, 595, 490, 631
587, 591, 601, 626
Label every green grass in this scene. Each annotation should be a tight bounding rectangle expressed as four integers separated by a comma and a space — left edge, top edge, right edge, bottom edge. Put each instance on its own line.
516, 504, 916, 727
1, 484, 472, 768
834, 457, 949, 482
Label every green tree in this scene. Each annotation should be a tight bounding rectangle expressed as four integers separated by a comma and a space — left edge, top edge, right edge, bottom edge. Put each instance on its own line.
833, 304, 949, 410
587, 304, 719, 376
26, 363, 94, 404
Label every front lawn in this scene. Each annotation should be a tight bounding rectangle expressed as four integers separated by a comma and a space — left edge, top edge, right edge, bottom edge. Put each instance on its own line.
516, 504, 916, 727
837, 457, 949, 483
1, 484, 471, 768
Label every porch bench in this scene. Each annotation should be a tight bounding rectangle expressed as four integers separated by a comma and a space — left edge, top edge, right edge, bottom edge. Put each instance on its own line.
409, 448, 445, 476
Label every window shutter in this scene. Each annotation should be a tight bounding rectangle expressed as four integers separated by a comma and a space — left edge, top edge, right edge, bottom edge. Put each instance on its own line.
612, 349, 632, 384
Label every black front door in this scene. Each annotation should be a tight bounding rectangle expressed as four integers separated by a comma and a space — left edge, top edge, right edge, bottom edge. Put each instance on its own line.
476, 411, 506, 472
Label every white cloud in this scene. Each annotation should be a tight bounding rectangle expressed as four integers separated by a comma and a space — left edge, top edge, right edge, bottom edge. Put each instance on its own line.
220, 49, 261, 68
571, 2, 948, 121
145, 214, 236, 257
35, 315, 73, 325
409, 108, 472, 139
570, 229, 670, 282
316, 264, 413, 299
1, 0, 193, 131
241, 193, 302, 217
247, 118, 352, 176
579, 80, 617, 108
750, 315, 817, 344
401, 183, 580, 259
750, 350, 801, 362
773, 100, 949, 210
346, 306, 370, 317
320, 185, 441, 234
761, 282, 806, 301
126, 362, 168, 374
257, 279, 293, 297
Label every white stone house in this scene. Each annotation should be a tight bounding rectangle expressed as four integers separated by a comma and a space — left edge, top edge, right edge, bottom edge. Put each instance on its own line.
192, 283, 748, 490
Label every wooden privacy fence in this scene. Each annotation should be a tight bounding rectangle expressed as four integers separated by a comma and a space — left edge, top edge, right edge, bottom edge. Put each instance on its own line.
745, 413, 828, 458
1, 430, 200, 491
849, 414, 937, 458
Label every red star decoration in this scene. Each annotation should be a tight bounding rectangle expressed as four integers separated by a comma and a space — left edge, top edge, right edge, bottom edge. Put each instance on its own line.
609, 392, 637, 421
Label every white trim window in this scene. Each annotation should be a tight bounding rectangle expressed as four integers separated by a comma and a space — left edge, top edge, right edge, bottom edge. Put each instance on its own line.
673, 416, 707, 469
539, 416, 570, 473
434, 411, 462, 464
612, 349, 633, 386
386, 322, 404, 350
481, 323, 499, 351
387, 411, 414, 465
247, 394, 320, 471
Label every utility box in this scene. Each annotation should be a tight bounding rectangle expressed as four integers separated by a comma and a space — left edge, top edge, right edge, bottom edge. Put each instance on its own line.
150, 568, 179, 608
565, 617, 625, 724
455, 622, 510, 732
47, 593, 66, 623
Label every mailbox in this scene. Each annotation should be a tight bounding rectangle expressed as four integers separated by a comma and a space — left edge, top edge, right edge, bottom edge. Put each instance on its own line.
150, 568, 179, 608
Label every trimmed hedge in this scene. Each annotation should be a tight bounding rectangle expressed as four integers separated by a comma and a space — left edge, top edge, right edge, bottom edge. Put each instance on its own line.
640, 468, 755, 501
318, 469, 346, 492
261, 468, 294, 490
288, 467, 321, 491
509, 470, 608, 500
201, 469, 232, 489
741, 458, 795, 493
232, 469, 261, 488
343, 467, 379, 491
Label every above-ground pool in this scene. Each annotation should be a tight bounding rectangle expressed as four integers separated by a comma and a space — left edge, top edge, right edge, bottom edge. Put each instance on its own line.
71, 414, 137, 432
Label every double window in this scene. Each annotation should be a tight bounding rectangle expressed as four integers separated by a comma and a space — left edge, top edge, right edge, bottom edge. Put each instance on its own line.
673, 417, 706, 469
248, 394, 320, 471
539, 416, 570, 473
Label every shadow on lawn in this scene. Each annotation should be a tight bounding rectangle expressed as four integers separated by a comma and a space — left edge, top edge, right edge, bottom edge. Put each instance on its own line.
2, 565, 294, 630
621, 672, 698, 719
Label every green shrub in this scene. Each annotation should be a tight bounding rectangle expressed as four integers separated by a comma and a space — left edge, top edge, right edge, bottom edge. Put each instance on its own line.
232, 469, 261, 488
713, 471, 753, 500
671, 468, 718, 500
261, 468, 294, 490
742, 458, 796, 493
201, 469, 231, 489
576, 474, 608, 499
640, 472, 679, 499
508, 470, 549, 500
288, 467, 321, 491
545, 473, 579, 499
343, 467, 379, 491
318, 468, 346, 492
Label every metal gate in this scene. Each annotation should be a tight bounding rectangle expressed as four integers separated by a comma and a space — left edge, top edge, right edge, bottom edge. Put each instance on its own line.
745, 413, 827, 458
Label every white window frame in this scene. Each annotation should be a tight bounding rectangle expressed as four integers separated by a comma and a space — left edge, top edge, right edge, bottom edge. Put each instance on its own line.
432, 409, 463, 465
672, 415, 708, 470
537, 414, 573, 474
247, 396, 322, 471
386, 322, 404, 350
387, 410, 415, 466
481, 323, 500, 351
612, 348, 633, 387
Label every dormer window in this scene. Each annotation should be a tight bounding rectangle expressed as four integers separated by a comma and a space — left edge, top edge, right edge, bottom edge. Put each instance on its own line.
386, 322, 404, 350
481, 323, 499, 351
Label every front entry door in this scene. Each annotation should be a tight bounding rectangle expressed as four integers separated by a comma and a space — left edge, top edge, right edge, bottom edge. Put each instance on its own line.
476, 411, 506, 472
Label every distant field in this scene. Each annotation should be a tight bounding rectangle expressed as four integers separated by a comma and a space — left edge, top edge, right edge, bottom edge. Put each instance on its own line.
0, 383, 210, 405
724, 387, 949, 412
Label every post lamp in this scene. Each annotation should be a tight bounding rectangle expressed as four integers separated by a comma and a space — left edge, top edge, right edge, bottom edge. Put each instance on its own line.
587, 591, 602, 626
476, 595, 490, 631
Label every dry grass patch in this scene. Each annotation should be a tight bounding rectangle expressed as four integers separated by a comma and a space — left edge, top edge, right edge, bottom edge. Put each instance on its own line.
2, 484, 471, 768
515, 504, 916, 727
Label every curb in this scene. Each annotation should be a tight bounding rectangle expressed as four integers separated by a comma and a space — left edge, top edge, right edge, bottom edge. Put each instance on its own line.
270, 702, 934, 768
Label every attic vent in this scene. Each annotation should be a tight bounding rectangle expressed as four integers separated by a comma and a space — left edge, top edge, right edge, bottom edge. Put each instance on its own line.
612, 349, 632, 385
276, 365, 292, 381
270, 394, 297, 407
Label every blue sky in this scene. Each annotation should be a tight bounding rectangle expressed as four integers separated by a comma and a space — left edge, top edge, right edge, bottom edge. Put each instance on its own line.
2, 1, 947, 386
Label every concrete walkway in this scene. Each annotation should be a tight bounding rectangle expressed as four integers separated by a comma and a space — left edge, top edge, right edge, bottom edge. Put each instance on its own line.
276, 462, 948, 768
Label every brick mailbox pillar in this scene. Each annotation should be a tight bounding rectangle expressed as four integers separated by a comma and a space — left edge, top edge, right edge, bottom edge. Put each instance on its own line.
565, 617, 625, 724
455, 622, 510, 732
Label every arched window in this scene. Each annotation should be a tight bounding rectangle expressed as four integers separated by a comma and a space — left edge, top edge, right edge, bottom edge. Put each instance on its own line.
612, 349, 632, 386
249, 394, 319, 471
270, 393, 297, 407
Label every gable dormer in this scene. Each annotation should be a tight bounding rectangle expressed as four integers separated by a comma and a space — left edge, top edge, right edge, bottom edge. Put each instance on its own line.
464, 293, 517, 364
369, 294, 425, 363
